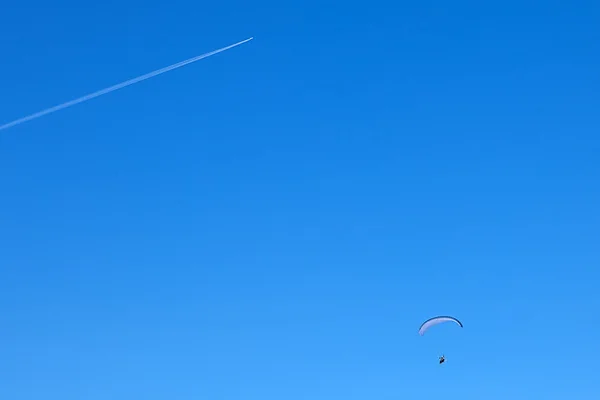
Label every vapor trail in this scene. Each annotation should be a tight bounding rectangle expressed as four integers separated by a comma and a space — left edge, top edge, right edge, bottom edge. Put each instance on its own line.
0, 37, 253, 132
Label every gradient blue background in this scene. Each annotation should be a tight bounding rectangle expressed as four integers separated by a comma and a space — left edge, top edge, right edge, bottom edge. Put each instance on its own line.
1, 1, 599, 399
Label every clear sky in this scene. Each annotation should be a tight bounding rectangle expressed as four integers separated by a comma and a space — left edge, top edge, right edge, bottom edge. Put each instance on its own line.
1, 1, 598, 399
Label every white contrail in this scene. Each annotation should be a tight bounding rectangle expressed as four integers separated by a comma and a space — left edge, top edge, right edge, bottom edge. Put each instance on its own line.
0, 37, 253, 132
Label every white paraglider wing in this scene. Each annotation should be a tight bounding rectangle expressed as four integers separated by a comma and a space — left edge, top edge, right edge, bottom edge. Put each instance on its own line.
418, 316, 463, 336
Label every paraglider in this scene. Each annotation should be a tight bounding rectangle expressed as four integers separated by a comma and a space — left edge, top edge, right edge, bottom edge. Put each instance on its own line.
419, 316, 463, 365
418, 316, 463, 336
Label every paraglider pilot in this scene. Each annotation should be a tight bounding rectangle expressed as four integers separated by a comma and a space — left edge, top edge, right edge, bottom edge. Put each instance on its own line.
439, 355, 445, 364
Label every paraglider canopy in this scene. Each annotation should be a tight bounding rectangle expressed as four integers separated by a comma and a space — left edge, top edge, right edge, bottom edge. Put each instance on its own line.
418, 316, 463, 336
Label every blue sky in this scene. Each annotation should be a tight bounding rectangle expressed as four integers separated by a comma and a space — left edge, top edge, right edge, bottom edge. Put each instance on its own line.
1, 1, 599, 399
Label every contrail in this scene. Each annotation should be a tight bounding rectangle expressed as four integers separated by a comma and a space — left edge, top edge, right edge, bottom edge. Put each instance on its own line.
0, 37, 253, 132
